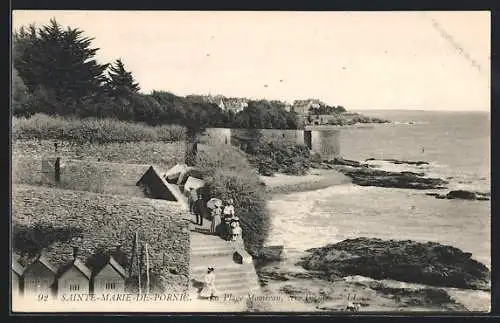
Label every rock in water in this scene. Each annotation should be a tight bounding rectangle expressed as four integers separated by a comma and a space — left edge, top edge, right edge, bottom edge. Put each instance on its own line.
298, 238, 490, 290
446, 190, 490, 201
365, 158, 430, 166
332, 166, 448, 190
426, 190, 490, 201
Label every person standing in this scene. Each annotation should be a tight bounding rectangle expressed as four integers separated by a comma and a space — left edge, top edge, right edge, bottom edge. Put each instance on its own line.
194, 194, 204, 226
188, 188, 198, 213
199, 267, 218, 300
230, 220, 242, 242
223, 199, 235, 217
210, 206, 222, 235
222, 199, 235, 240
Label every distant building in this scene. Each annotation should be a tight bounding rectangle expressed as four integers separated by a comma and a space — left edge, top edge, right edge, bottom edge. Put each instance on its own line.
57, 249, 92, 296
92, 256, 128, 294
23, 255, 57, 297
218, 98, 248, 113
292, 99, 324, 115
12, 257, 25, 296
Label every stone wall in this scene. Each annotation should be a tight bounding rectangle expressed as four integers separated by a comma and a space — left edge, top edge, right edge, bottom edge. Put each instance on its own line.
12, 156, 150, 198
12, 184, 190, 293
12, 139, 185, 168
200, 128, 232, 146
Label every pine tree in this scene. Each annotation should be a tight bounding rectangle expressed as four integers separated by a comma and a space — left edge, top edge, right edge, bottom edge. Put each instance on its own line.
106, 58, 140, 98
13, 18, 109, 115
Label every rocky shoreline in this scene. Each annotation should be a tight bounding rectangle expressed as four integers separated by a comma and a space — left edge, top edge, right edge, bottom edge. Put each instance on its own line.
311, 157, 448, 190
297, 237, 491, 291
310, 157, 489, 201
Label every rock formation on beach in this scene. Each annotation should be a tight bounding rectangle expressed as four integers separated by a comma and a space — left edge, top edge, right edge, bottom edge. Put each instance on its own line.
311, 157, 447, 190
332, 166, 447, 189
298, 238, 491, 291
365, 158, 430, 166
426, 190, 490, 201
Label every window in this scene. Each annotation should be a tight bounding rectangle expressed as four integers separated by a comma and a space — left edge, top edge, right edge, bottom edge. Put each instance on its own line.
105, 282, 116, 290
69, 284, 80, 291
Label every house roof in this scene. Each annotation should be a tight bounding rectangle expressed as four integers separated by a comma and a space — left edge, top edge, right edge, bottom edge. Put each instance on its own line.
13, 253, 21, 262
12, 259, 25, 276
34, 255, 58, 274
57, 258, 92, 280
95, 256, 128, 279
73, 259, 92, 279
108, 256, 128, 279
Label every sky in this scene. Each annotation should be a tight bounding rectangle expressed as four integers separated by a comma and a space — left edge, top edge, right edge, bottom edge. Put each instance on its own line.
12, 11, 490, 111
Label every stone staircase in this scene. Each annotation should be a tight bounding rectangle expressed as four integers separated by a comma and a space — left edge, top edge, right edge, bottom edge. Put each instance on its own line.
157, 164, 262, 310
188, 220, 261, 308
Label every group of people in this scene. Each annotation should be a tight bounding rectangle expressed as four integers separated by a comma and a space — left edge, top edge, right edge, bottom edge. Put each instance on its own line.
210, 198, 242, 242
188, 188, 242, 242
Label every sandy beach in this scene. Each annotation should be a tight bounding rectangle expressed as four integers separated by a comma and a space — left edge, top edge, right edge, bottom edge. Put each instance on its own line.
261, 169, 352, 195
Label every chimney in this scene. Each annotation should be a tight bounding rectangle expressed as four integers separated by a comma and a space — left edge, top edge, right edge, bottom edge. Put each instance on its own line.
72, 246, 79, 260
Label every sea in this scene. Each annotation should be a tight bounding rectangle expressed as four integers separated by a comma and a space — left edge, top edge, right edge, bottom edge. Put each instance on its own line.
262, 110, 491, 311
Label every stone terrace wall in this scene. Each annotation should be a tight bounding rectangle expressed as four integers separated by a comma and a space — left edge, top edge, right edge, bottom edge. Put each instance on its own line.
12, 184, 190, 293
12, 139, 185, 168
12, 156, 150, 198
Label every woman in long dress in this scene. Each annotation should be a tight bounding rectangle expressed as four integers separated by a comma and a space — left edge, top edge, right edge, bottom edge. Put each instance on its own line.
223, 199, 235, 217
210, 206, 222, 235
222, 199, 235, 240
199, 268, 217, 299
230, 219, 242, 241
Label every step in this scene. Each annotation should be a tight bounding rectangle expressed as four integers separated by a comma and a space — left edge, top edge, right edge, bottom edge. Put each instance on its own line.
190, 236, 228, 244
191, 245, 234, 252
189, 270, 256, 279
191, 247, 234, 254
190, 284, 262, 299
190, 274, 261, 290
191, 252, 235, 259
190, 274, 260, 288
190, 262, 253, 273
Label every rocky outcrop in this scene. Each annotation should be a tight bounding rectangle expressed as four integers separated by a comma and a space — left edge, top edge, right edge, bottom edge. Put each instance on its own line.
310, 157, 447, 190
426, 190, 490, 201
255, 245, 287, 264
365, 158, 430, 166
331, 166, 447, 189
311, 157, 371, 170
298, 238, 490, 290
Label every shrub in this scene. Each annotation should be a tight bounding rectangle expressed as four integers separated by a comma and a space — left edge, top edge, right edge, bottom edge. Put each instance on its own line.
197, 144, 270, 256
12, 113, 185, 144
13, 222, 84, 257
247, 138, 311, 176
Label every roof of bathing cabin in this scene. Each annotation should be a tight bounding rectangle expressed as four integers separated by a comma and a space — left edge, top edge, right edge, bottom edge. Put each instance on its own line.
136, 165, 186, 202
57, 258, 92, 280
94, 256, 128, 279
184, 176, 205, 193
25, 255, 58, 276
12, 258, 25, 277
164, 163, 189, 183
